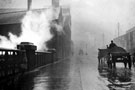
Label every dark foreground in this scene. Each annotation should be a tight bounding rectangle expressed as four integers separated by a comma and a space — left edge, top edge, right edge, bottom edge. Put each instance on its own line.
4, 53, 135, 90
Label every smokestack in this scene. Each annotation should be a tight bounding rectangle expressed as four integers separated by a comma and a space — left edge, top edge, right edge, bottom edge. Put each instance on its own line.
28, 0, 32, 10
52, 0, 59, 7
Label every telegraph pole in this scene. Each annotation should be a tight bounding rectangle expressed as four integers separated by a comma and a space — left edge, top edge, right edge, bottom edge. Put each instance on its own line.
118, 22, 120, 37
102, 33, 105, 47
86, 44, 87, 55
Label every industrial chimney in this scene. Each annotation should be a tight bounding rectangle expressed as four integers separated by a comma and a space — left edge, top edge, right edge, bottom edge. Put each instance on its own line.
52, 0, 59, 7
28, 0, 32, 10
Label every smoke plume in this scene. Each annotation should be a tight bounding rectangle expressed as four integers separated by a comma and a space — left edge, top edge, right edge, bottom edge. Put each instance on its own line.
0, 8, 63, 51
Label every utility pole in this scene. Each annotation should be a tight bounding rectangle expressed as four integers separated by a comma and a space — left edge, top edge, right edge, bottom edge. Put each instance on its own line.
86, 44, 87, 55
102, 33, 105, 47
118, 22, 120, 37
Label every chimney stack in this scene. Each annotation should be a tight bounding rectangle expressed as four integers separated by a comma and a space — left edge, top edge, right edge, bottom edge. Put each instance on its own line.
52, 0, 59, 7
28, 0, 32, 10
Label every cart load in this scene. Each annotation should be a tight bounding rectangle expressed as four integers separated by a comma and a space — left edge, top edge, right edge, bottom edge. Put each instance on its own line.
98, 46, 131, 69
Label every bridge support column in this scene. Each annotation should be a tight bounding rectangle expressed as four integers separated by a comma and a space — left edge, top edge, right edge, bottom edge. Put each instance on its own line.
17, 42, 37, 71
48, 49, 56, 63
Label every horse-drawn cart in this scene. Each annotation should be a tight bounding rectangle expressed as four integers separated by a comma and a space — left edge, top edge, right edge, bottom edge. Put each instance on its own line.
98, 46, 131, 69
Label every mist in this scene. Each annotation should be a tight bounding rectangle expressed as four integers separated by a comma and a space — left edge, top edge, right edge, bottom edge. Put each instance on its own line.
61, 0, 135, 49
0, 0, 135, 50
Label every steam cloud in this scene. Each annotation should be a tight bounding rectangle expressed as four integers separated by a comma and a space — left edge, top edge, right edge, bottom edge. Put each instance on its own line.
21, 9, 53, 51
0, 8, 63, 51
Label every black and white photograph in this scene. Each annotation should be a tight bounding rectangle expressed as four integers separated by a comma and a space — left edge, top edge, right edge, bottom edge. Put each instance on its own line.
0, 0, 135, 90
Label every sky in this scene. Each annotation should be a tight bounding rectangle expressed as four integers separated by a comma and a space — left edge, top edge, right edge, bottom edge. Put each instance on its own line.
0, 0, 135, 48
62, 0, 135, 48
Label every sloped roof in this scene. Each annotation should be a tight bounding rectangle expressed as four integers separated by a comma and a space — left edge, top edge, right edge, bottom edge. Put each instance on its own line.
0, 11, 26, 24
0, 8, 60, 25
0, 8, 27, 13
126, 26, 135, 33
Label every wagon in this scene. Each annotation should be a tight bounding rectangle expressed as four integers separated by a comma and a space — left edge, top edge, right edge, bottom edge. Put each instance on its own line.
98, 46, 132, 69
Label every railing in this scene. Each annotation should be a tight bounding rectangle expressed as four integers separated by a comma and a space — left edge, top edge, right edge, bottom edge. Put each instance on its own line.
0, 48, 27, 89
0, 49, 26, 79
0, 48, 56, 77
0, 43, 59, 90
0, 47, 57, 89
35, 52, 52, 68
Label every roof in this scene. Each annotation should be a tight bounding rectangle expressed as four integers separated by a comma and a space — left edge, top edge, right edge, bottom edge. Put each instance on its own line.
0, 8, 27, 14
113, 34, 126, 41
0, 10, 26, 24
126, 26, 135, 33
0, 8, 60, 25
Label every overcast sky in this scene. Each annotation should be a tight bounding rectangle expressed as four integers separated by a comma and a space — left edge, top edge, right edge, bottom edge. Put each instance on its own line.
0, 0, 135, 48
62, 0, 135, 48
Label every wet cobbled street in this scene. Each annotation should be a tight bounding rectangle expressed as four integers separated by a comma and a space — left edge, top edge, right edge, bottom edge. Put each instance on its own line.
14, 53, 135, 90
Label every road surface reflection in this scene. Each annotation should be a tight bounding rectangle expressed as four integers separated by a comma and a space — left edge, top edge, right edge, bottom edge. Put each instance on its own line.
16, 59, 71, 90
